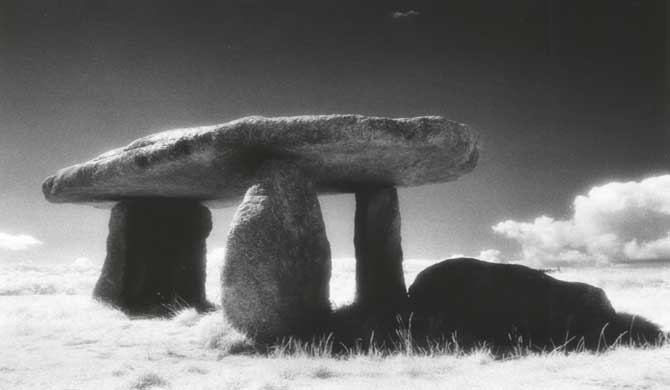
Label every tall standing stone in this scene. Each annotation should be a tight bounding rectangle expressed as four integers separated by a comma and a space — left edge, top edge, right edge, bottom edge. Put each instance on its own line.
94, 199, 212, 315
222, 162, 332, 342
354, 187, 406, 307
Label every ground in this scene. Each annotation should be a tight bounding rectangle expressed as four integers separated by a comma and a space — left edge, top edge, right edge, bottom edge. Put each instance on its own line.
1, 259, 669, 390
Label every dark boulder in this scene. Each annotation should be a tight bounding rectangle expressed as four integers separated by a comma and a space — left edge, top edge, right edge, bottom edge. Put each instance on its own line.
603, 312, 666, 347
407, 258, 664, 352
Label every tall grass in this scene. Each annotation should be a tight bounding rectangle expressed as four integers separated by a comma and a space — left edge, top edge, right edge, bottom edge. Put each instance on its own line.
257, 315, 667, 362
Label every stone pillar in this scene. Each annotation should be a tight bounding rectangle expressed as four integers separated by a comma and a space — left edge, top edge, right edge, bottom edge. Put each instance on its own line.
93, 199, 212, 315
354, 186, 406, 307
222, 162, 332, 342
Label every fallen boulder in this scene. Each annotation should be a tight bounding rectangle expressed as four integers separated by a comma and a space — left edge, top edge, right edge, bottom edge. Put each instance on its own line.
408, 258, 664, 351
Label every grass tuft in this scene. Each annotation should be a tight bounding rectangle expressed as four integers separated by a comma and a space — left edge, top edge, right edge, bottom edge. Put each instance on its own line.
185, 366, 209, 375
311, 365, 338, 379
130, 372, 169, 389
269, 334, 336, 358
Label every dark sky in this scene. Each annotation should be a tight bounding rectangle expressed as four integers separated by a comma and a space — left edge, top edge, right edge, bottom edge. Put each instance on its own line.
0, 0, 667, 263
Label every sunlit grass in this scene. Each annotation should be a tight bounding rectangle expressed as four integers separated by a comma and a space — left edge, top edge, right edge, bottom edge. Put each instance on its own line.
1, 260, 670, 389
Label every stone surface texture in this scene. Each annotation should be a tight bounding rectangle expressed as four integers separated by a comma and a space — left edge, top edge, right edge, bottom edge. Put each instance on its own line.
42, 115, 478, 206
93, 199, 212, 315
354, 187, 407, 307
221, 161, 331, 341
407, 258, 620, 350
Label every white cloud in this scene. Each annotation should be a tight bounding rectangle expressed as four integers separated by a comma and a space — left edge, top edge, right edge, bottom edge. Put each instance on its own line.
0, 232, 42, 251
391, 10, 420, 20
445, 249, 505, 263
203, 246, 228, 302
207, 247, 226, 277
71, 257, 93, 271
207, 247, 226, 268
478, 249, 504, 263
493, 175, 670, 266
623, 233, 670, 260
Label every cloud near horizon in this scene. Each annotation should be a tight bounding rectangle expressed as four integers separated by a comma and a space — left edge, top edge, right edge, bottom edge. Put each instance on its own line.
0, 232, 42, 251
493, 175, 670, 266
391, 10, 420, 20
447, 249, 504, 263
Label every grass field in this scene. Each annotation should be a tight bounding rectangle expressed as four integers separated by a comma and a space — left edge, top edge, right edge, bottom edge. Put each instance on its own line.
2, 257, 670, 389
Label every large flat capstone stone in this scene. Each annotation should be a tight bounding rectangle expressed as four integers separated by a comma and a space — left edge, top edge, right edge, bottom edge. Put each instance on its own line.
42, 115, 478, 207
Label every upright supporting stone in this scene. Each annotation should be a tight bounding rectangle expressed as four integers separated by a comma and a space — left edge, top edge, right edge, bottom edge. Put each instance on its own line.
222, 162, 332, 342
93, 199, 212, 315
354, 187, 406, 307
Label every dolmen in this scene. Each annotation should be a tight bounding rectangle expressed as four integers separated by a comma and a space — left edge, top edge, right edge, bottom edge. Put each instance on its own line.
43, 114, 666, 351
42, 115, 479, 335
